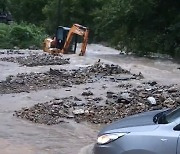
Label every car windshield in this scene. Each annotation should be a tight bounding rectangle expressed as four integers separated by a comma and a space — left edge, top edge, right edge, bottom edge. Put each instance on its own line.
165, 108, 180, 123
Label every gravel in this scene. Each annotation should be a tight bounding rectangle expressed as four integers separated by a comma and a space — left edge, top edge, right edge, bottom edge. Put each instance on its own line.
14, 84, 180, 125
2, 57, 177, 126
0, 53, 70, 66
0, 62, 140, 94
0, 49, 25, 55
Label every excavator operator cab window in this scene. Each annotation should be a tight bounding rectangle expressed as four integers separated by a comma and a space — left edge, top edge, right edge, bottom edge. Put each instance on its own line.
56, 26, 64, 49
56, 26, 77, 53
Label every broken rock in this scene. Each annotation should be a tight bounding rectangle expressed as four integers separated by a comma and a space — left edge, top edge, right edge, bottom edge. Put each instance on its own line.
147, 97, 156, 105
168, 87, 178, 93
82, 91, 94, 96
73, 109, 85, 115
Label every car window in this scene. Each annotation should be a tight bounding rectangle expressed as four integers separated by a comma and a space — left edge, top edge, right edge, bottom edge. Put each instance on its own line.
174, 124, 180, 131
166, 108, 180, 123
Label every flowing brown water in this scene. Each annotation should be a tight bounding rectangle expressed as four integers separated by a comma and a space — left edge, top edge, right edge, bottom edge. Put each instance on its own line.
0, 45, 179, 154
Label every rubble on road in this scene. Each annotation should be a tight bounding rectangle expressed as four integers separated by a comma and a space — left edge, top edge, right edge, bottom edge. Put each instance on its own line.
0, 49, 25, 55
82, 91, 94, 96
0, 53, 70, 66
3, 57, 177, 125
14, 84, 180, 125
147, 97, 156, 105
0, 62, 140, 94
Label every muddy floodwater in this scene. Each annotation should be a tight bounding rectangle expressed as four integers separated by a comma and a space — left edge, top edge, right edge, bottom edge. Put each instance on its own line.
0, 44, 180, 154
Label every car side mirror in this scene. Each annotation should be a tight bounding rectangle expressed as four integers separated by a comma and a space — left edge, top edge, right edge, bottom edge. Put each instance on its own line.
174, 124, 180, 131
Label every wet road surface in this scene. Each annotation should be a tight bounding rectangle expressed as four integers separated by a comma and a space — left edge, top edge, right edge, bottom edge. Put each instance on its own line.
0, 44, 180, 154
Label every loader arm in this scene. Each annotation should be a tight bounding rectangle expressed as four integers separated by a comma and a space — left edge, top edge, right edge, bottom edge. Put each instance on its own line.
62, 24, 89, 56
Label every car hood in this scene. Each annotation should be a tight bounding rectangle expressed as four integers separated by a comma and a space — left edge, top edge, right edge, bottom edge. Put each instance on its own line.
99, 109, 168, 136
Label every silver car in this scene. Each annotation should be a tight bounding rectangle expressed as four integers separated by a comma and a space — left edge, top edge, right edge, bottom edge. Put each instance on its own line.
94, 108, 180, 154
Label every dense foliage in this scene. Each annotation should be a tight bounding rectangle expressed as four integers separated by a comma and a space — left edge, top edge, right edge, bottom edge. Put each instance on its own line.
0, 23, 47, 48
0, 0, 179, 58
42, 0, 104, 38
95, 0, 180, 57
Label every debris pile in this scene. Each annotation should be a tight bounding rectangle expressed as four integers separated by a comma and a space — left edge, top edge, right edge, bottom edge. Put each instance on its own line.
14, 84, 180, 125
0, 49, 25, 55
15, 97, 75, 125
0, 62, 140, 94
0, 53, 70, 66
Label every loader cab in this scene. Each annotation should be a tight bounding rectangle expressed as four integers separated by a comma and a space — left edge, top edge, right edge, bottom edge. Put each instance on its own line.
56, 26, 77, 53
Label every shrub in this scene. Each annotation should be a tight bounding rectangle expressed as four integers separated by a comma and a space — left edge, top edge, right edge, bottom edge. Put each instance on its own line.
0, 23, 12, 48
0, 23, 47, 49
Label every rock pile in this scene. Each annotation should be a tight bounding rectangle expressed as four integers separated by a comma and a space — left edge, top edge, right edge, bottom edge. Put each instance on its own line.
15, 97, 76, 125
0, 53, 70, 66
73, 84, 180, 124
0, 62, 140, 94
14, 84, 180, 125
0, 49, 25, 55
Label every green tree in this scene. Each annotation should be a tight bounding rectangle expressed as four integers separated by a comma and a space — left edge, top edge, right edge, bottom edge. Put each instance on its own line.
8, 0, 49, 25
95, 0, 180, 57
43, 0, 104, 37
2, 0, 179, 58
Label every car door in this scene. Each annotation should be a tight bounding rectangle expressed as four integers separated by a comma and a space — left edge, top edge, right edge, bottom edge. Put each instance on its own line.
174, 124, 180, 154
177, 136, 180, 154
142, 122, 179, 154
150, 128, 179, 154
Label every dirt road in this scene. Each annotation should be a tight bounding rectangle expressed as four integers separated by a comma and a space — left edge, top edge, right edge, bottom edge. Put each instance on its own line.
0, 45, 179, 154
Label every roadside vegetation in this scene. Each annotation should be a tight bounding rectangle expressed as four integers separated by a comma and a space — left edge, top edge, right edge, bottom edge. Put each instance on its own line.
0, 0, 179, 58
0, 23, 47, 48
